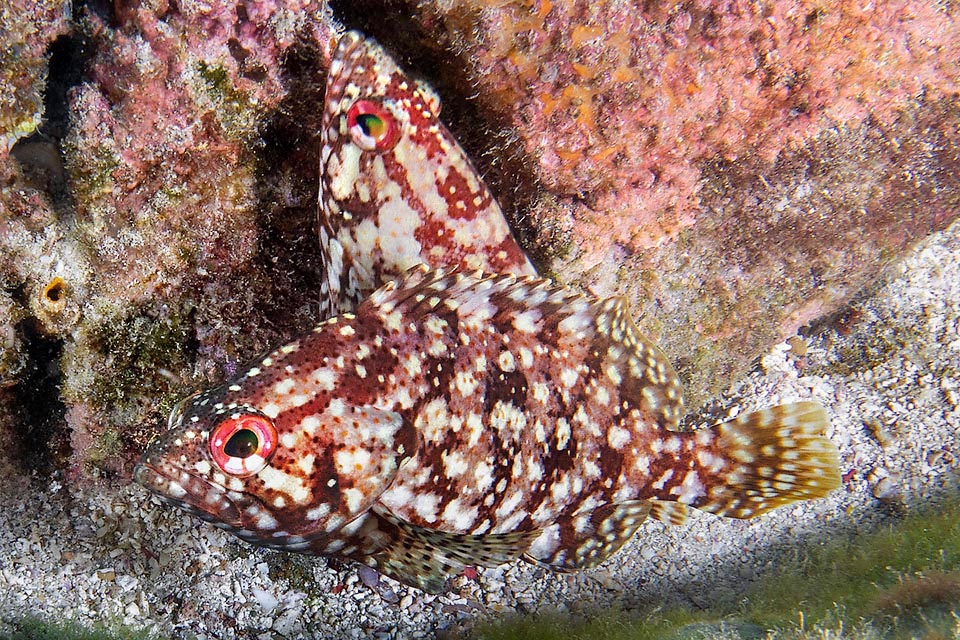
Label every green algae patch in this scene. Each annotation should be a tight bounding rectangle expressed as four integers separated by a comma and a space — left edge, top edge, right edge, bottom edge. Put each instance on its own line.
739, 499, 960, 637
192, 61, 261, 142
471, 608, 717, 640
65, 138, 121, 218
56, 302, 197, 474
470, 499, 960, 640
3, 616, 157, 640
74, 308, 192, 408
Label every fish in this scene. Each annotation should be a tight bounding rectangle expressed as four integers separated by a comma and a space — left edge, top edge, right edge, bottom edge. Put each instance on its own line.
136, 265, 841, 593
317, 30, 537, 317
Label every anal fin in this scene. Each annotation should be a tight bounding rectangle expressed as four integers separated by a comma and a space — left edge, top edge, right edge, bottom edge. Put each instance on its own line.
369, 506, 540, 593
523, 499, 651, 571
650, 499, 689, 526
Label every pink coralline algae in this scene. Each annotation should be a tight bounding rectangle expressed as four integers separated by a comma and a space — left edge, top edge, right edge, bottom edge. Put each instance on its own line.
1, 1, 337, 479
431, 1, 959, 239
0, 1, 958, 483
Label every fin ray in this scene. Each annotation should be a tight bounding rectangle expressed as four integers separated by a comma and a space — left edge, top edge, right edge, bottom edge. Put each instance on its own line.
650, 499, 689, 525
595, 295, 686, 430
370, 506, 539, 593
697, 402, 841, 519
523, 500, 651, 571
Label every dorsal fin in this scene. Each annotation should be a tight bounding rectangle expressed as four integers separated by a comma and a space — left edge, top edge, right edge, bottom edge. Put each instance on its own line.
594, 295, 686, 430
363, 266, 687, 431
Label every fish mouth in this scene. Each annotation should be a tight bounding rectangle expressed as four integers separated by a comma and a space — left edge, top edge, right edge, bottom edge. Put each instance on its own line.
135, 459, 335, 552
134, 458, 242, 528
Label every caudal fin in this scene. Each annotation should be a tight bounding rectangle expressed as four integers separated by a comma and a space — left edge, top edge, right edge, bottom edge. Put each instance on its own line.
697, 402, 841, 519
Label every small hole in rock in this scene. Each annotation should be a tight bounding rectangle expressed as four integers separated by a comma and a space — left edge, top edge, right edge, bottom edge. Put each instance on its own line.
44, 277, 66, 303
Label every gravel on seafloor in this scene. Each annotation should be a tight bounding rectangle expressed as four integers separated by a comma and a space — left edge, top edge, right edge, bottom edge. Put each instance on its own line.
1, 218, 959, 639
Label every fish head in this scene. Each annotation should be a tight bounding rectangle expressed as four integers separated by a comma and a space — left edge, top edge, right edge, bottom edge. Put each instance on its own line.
321, 31, 464, 212
317, 30, 535, 314
135, 340, 418, 549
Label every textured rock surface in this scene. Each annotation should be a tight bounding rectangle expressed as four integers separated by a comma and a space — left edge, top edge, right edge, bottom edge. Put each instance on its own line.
0, 0, 958, 481
0, 0, 71, 150
1, 0, 336, 478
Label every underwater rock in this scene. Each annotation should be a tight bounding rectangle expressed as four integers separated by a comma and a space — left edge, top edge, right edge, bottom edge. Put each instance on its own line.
0, 0, 71, 152
0, 1, 337, 478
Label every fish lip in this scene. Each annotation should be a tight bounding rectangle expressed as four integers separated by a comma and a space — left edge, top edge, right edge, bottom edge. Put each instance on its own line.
135, 459, 330, 549
134, 458, 243, 527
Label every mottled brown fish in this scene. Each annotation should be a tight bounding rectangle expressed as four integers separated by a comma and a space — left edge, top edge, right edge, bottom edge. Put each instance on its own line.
317, 30, 537, 317
136, 266, 841, 593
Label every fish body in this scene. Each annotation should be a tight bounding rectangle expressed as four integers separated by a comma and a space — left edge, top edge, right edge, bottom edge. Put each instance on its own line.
318, 31, 536, 317
136, 31, 840, 593
136, 267, 840, 593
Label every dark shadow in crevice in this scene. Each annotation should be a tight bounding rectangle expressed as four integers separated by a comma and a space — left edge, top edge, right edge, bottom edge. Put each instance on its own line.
248, 36, 327, 338
75, 0, 118, 29
11, 28, 93, 211
6, 315, 69, 475
5, 18, 96, 476
40, 28, 93, 141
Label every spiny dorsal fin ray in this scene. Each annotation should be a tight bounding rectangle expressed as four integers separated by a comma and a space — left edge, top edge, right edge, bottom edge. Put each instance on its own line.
523, 500, 652, 572
370, 506, 540, 594
697, 402, 841, 519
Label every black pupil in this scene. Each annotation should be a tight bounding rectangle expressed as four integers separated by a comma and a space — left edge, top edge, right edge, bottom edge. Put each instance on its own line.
224, 428, 259, 458
356, 113, 383, 137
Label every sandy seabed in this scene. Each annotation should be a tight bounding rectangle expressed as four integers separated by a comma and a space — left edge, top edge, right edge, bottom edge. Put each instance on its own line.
1, 218, 958, 639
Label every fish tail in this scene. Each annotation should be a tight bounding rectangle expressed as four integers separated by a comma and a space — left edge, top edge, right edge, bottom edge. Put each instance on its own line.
697, 402, 841, 519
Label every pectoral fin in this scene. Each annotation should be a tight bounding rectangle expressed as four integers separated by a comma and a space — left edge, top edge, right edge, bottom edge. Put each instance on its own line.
368, 506, 541, 593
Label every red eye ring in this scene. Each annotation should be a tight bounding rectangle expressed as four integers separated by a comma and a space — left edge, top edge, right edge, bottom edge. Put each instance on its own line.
209, 413, 278, 477
346, 99, 399, 151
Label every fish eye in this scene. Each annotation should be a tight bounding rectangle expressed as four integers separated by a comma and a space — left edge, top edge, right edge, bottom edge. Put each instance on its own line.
209, 413, 278, 477
346, 99, 399, 151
